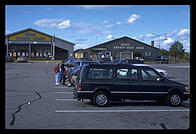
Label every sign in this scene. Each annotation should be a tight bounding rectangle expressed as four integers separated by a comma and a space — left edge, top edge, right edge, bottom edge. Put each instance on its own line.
113, 43, 144, 50
8, 30, 51, 44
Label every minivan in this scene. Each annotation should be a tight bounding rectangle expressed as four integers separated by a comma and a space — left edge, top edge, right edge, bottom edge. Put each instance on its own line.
73, 64, 190, 107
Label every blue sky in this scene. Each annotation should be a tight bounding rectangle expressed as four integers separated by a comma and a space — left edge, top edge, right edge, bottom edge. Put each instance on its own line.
6, 5, 190, 52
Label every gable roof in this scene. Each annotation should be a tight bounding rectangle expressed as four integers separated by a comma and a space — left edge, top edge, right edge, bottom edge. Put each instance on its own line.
6, 28, 75, 45
87, 36, 160, 51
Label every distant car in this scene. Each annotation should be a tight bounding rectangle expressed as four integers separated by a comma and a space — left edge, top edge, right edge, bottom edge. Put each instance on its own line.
5, 56, 14, 62
17, 56, 28, 62
135, 57, 144, 63
155, 55, 169, 64
132, 64, 168, 77
103, 59, 143, 65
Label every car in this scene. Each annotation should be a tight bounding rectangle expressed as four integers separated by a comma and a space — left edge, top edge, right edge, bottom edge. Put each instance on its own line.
155, 55, 169, 64
17, 56, 28, 62
135, 57, 144, 63
132, 64, 168, 77
103, 59, 143, 65
73, 64, 189, 107
65, 59, 99, 86
5, 56, 14, 62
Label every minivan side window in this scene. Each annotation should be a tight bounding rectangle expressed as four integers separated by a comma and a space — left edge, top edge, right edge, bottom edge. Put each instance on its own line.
141, 68, 159, 80
117, 69, 128, 78
87, 68, 113, 79
130, 69, 138, 80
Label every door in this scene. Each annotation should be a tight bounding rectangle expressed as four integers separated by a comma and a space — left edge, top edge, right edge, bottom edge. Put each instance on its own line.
120, 52, 133, 59
112, 67, 140, 99
137, 67, 169, 100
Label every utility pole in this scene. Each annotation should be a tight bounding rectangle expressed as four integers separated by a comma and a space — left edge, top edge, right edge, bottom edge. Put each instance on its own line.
52, 34, 55, 60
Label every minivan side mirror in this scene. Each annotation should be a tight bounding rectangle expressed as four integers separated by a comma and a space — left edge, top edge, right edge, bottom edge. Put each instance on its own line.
157, 78, 164, 82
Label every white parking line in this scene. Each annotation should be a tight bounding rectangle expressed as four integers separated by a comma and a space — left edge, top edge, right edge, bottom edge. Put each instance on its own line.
56, 99, 76, 101
55, 109, 189, 113
55, 91, 73, 94
168, 66, 190, 68
55, 86, 67, 88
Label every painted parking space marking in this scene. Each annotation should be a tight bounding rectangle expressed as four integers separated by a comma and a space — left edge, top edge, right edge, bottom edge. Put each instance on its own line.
55, 91, 73, 94
55, 86, 67, 88
56, 98, 76, 101
168, 66, 190, 68
55, 109, 189, 113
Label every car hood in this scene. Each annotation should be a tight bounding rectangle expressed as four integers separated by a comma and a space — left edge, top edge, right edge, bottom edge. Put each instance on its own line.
166, 79, 187, 87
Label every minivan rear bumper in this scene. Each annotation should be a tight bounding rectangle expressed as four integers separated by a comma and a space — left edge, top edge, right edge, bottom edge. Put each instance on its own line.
73, 89, 93, 100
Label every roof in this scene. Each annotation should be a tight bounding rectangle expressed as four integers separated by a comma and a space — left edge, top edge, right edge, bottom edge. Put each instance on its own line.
87, 36, 160, 51
6, 28, 75, 45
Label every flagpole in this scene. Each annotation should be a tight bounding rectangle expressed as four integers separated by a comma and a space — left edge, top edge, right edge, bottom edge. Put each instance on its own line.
52, 34, 55, 60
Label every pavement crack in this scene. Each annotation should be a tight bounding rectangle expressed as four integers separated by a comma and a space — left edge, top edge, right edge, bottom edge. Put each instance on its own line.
10, 91, 41, 126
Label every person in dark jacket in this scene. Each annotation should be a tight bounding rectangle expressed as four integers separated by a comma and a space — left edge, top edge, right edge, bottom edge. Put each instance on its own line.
59, 60, 65, 85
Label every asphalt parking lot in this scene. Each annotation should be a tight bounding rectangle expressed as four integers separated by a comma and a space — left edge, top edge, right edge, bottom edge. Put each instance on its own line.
5, 62, 190, 129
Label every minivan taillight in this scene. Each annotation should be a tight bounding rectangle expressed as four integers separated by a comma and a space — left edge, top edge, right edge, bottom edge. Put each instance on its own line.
78, 82, 82, 90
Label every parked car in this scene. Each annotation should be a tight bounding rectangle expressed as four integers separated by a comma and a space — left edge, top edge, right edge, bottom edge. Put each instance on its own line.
135, 57, 144, 63
65, 59, 99, 87
5, 56, 14, 62
73, 64, 189, 107
103, 59, 143, 65
17, 56, 28, 62
155, 55, 169, 64
132, 64, 168, 77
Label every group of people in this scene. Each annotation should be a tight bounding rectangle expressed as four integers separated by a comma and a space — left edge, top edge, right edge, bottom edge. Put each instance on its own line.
54, 60, 71, 86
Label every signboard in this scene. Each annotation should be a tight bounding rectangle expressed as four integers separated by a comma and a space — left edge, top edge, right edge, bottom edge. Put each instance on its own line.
113, 43, 144, 50
8, 30, 51, 44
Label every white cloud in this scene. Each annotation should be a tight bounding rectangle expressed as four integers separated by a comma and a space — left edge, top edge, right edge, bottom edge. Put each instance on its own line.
74, 44, 90, 50
163, 37, 174, 44
146, 33, 155, 38
116, 21, 122, 25
127, 14, 140, 24
57, 20, 71, 29
105, 24, 115, 28
80, 5, 118, 10
34, 18, 71, 29
106, 34, 113, 39
103, 20, 109, 24
177, 28, 190, 37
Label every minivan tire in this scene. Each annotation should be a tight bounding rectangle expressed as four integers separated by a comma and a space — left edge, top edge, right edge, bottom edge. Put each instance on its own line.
93, 91, 109, 107
167, 92, 182, 107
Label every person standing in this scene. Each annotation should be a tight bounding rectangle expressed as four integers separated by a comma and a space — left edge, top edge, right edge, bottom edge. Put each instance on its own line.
54, 63, 60, 85
59, 60, 65, 85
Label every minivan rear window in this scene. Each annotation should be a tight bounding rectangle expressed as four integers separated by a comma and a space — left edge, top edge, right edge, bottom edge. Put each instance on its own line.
87, 68, 113, 79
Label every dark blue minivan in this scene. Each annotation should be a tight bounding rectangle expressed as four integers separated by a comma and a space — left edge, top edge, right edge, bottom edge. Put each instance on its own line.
73, 64, 190, 107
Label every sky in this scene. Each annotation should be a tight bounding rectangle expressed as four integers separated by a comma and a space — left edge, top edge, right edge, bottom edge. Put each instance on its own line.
5, 5, 190, 52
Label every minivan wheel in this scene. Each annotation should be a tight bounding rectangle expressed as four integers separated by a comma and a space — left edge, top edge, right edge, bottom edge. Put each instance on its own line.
167, 92, 182, 107
94, 91, 109, 107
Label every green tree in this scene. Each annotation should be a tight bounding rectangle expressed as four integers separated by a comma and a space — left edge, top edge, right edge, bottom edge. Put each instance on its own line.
169, 41, 185, 61
159, 48, 169, 56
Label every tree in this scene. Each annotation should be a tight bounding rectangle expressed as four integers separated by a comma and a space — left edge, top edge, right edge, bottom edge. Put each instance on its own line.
159, 48, 169, 56
169, 41, 185, 61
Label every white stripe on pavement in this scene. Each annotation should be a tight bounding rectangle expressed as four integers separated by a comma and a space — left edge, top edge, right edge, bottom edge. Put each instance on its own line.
56, 99, 76, 101
55, 86, 67, 88
55, 91, 73, 94
55, 109, 189, 113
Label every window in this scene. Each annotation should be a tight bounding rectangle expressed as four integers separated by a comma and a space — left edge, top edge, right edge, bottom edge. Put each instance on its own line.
130, 69, 138, 80
141, 69, 159, 80
145, 52, 151, 56
117, 69, 128, 78
87, 68, 113, 79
